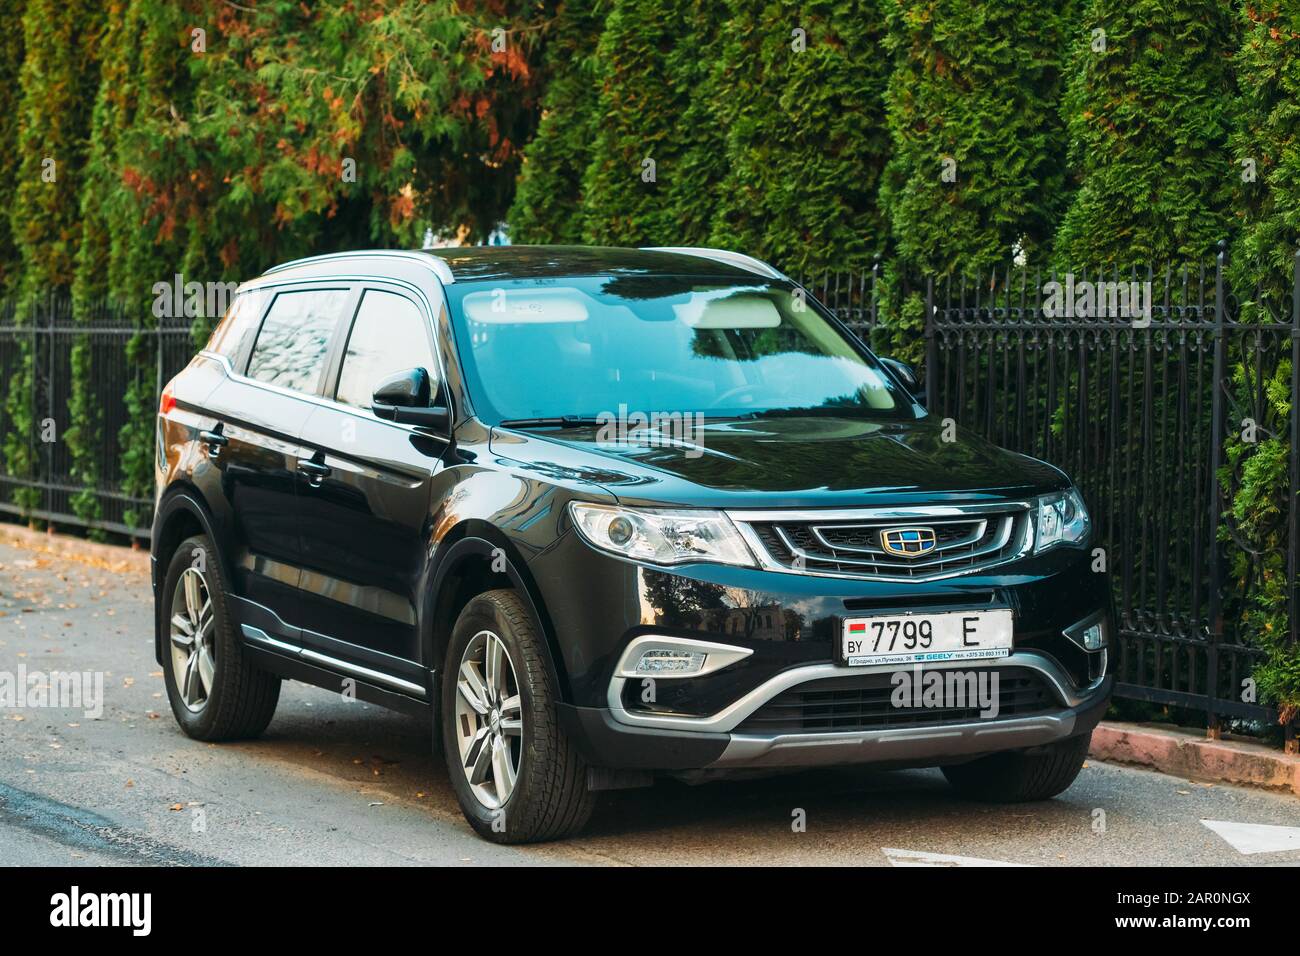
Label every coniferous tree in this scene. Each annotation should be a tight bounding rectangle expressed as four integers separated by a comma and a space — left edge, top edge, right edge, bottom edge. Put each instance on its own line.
9, 0, 104, 300
3, 0, 104, 515
708, 0, 891, 274
1231, 1, 1300, 288
66, 0, 135, 529
1054, 0, 1237, 266
0, 0, 27, 293
509, 0, 603, 244
1221, 0, 1300, 718
72, 0, 198, 526
580, 0, 728, 245
880, 0, 1076, 275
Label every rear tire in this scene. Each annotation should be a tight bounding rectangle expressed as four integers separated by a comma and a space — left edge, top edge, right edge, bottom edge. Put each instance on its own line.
160, 534, 281, 741
441, 589, 596, 843
941, 733, 1090, 802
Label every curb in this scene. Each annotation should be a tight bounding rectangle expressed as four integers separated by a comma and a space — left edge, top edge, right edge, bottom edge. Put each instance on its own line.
1091, 721, 1300, 797
0, 522, 150, 576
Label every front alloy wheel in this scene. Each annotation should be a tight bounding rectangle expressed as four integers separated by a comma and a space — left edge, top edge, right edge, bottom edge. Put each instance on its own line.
440, 589, 596, 842
454, 630, 524, 810
169, 566, 215, 712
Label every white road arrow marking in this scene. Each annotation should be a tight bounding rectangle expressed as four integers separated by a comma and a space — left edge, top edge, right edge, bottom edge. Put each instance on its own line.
1200, 820, 1300, 855
882, 847, 1028, 867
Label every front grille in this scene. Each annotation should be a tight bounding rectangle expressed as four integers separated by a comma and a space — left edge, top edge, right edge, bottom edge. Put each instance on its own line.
737, 508, 1030, 580
736, 668, 1056, 735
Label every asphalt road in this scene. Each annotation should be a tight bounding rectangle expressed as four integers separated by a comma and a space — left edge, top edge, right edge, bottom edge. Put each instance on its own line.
1, 538, 1297, 867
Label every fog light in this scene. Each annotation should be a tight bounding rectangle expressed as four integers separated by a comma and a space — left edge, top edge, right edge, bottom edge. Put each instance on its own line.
614, 636, 754, 680
1080, 623, 1105, 651
1064, 614, 1108, 652
634, 649, 706, 675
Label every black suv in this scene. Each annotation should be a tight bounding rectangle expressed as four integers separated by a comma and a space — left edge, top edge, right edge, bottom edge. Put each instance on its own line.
152, 246, 1112, 843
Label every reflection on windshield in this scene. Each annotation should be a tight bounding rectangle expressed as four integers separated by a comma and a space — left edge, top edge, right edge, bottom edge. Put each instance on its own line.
445, 277, 912, 423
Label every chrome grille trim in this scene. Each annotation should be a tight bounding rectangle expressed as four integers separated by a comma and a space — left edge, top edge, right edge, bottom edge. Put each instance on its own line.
809, 517, 988, 555
728, 502, 1035, 582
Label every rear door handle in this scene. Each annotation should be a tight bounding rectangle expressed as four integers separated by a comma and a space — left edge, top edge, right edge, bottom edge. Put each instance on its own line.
199, 428, 228, 459
297, 458, 332, 485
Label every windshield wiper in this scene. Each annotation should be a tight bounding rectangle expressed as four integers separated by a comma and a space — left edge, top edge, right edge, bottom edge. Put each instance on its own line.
497, 415, 605, 429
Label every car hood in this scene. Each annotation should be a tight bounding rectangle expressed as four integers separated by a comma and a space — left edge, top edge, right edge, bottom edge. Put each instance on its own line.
487, 415, 1069, 509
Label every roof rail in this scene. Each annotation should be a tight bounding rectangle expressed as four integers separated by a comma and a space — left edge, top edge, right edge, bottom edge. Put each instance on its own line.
261, 249, 455, 285
640, 247, 787, 281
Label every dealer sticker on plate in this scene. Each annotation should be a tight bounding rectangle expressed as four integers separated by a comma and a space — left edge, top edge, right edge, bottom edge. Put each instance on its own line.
841, 609, 1014, 667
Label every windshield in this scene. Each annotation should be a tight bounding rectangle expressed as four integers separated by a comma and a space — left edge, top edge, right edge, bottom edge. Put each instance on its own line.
444, 275, 916, 423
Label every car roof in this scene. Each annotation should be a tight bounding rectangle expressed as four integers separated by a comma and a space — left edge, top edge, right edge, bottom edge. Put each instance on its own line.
259, 245, 785, 286
425, 245, 776, 283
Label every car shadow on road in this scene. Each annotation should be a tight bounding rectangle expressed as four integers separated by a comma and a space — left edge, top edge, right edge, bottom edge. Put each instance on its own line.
233, 689, 1091, 859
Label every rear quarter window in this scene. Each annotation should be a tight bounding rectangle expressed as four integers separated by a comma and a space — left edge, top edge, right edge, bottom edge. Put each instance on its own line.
205, 289, 269, 362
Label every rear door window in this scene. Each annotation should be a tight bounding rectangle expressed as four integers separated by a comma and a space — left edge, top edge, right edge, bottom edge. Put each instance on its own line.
246, 288, 351, 394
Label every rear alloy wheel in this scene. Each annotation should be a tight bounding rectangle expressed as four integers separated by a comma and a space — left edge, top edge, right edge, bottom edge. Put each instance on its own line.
453, 630, 524, 810
169, 567, 216, 712
161, 534, 281, 741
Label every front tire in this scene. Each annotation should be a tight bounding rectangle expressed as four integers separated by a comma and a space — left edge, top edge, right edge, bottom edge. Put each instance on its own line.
160, 534, 281, 741
941, 732, 1091, 802
441, 589, 596, 843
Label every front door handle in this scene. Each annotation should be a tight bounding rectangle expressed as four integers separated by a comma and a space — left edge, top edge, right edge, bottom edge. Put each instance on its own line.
198, 428, 227, 460
297, 458, 332, 486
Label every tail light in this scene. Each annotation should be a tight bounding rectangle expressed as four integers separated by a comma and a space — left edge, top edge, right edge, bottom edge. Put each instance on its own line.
159, 382, 176, 415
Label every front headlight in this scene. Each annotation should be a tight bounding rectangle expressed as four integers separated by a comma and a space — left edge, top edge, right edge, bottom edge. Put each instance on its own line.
1034, 487, 1090, 552
569, 502, 757, 567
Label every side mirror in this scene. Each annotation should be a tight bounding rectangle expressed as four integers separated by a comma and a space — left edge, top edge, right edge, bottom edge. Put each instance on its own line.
371, 367, 451, 431
879, 356, 926, 407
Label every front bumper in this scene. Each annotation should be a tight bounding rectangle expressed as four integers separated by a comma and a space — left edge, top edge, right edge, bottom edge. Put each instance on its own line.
712, 674, 1111, 770
558, 652, 1112, 772
532, 519, 1113, 773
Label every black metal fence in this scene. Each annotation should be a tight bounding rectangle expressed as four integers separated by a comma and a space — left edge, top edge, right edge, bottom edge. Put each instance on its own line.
917, 252, 1297, 738
0, 295, 195, 535
0, 256, 1295, 737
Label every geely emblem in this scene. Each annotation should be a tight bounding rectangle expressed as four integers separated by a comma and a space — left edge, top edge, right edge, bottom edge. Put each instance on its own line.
880, 527, 937, 558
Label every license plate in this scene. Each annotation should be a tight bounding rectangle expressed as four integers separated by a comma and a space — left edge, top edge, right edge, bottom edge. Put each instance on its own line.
840, 609, 1014, 667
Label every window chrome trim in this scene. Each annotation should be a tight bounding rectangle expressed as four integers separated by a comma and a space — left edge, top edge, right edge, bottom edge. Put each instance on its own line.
195, 274, 453, 441
607, 649, 1104, 734
727, 503, 1035, 583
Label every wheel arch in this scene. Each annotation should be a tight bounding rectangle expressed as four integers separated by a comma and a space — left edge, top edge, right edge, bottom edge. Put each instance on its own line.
152, 486, 231, 666
425, 521, 571, 704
